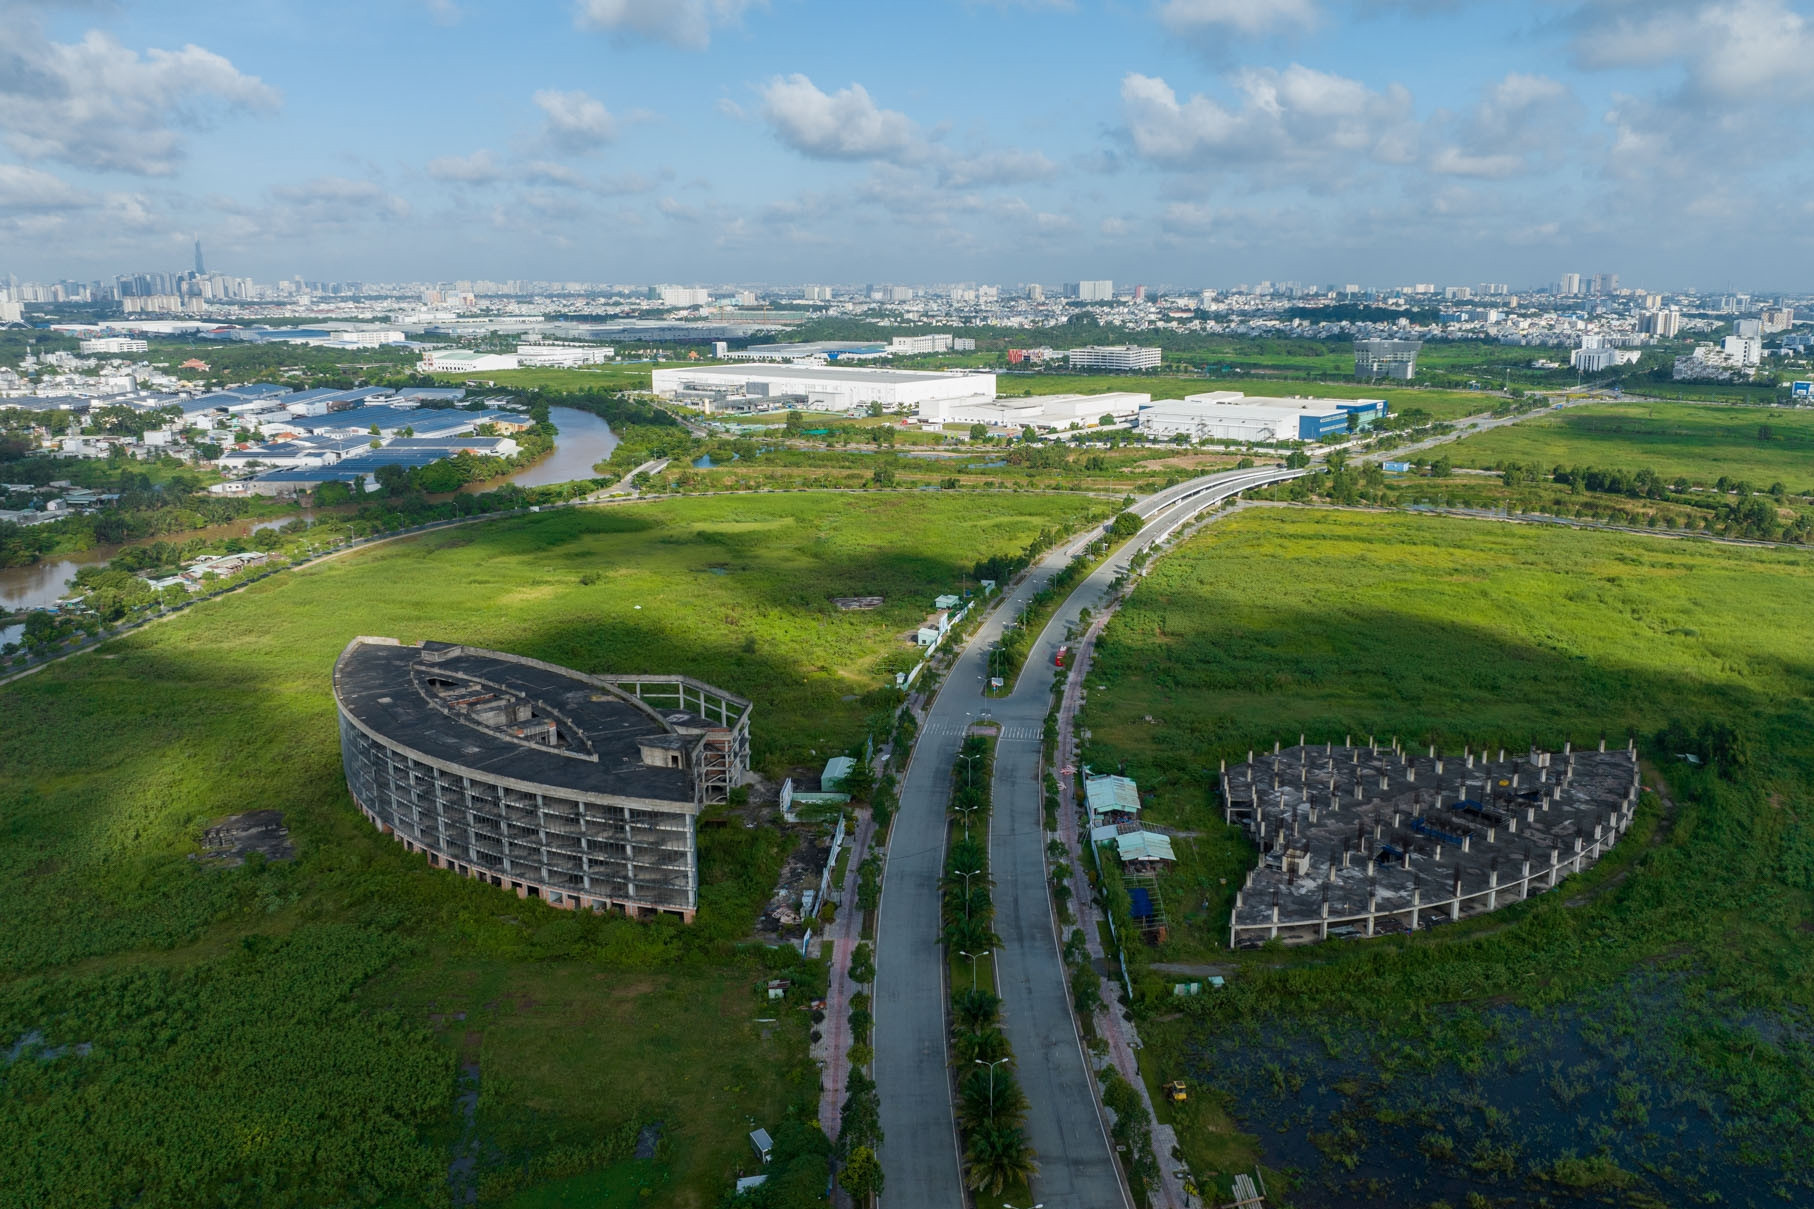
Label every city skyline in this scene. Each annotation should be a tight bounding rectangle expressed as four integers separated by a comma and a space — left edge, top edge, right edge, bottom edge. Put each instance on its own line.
0, 1, 1810, 288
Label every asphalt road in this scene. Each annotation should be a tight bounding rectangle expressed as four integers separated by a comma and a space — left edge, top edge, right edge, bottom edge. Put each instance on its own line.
874, 465, 1299, 1209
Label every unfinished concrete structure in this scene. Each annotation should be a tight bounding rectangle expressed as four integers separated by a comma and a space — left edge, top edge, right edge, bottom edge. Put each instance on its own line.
1221, 737, 1641, 948
332, 637, 752, 920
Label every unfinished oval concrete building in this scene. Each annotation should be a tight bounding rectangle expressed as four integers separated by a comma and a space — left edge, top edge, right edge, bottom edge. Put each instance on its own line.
332, 637, 751, 921
1221, 737, 1641, 948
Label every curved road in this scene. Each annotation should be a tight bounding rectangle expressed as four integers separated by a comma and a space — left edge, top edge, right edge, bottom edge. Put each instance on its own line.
874, 465, 1301, 1209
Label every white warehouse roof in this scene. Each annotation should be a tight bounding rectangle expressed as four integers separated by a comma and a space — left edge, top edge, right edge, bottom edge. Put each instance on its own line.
653, 364, 996, 410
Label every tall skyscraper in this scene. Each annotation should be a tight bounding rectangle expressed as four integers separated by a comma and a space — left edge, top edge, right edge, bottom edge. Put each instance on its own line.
193, 237, 205, 276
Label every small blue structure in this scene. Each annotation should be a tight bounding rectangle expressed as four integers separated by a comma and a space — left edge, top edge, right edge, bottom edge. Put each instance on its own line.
1128, 886, 1156, 920
1411, 816, 1464, 846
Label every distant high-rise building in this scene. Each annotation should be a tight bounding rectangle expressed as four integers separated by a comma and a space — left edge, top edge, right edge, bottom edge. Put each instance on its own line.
1026, 283, 1044, 302
1064, 279, 1113, 302
1132, 284, 1146, 302
1590, 272, 1619, 295
1559, 273, 1583, 296
1638, 308, 1682, 338
1355, 338, 1422, 381
193, 237, 205, 276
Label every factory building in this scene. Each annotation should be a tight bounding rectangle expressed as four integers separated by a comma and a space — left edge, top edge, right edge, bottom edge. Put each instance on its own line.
333, 638, 752, 920
651, 364, 996, 413
918, 391, 1147, 430
1354, 339, 1422, 381
1136, 392, 1389, 443
722, 340, 889, 362
1067, 345, 1162, 372
419, 350, 522, 373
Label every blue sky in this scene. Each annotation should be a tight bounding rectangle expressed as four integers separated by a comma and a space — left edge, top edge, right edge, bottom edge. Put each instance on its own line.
1, 0, 1809, 290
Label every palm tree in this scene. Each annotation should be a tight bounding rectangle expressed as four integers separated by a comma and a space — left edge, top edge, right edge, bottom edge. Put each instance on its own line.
941, 915, 996, 954
964, 1121, 1037, 1194
951, 1025, 1010, 1067
957, 1067, 1028, 1131
952, 988, 1001, 1031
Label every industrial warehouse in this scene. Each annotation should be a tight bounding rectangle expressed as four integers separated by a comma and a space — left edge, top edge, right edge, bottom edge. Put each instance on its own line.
1221, 739, 1640, 947
331, 637, 752, 920
1136, 391, 1390, 442
650, 362, 995, 413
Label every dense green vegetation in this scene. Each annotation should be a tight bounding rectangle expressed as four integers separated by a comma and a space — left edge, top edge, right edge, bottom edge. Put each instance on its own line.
1078, 508, 1814, 1201
941, 735, 1038, 1200
1441, 399, 1814, 490
0, 491, 1106, 1209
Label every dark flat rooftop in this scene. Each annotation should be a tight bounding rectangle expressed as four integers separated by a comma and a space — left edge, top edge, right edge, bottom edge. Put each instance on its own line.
333, 639, 698, 807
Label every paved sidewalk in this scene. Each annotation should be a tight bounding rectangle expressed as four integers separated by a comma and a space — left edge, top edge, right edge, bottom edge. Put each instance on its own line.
1055, 611, 1195, 1209
817, 810, 876, 1142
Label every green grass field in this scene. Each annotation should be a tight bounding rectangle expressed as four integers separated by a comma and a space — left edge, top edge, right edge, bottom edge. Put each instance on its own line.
0, 491, 1106, 1209
1077, 508, 1814, 1195
1441, 400, 1814, 488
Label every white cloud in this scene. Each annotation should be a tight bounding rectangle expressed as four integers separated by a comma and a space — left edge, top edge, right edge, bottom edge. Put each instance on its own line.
0, 163, 91, 212
1429, 73, 1578, 178
269, 176, 411, 224
426, 149, 501, 184
572, 0, 765, 50
939, 149, 1058, 187
1159, 0, 1318, 39
1161, 200, 1217, 236
534, 88, 617, 150
760, 74, 921, 162
1571, 0, 1813, 100
1120, 67, 1417, 173
0, 29, 277, 175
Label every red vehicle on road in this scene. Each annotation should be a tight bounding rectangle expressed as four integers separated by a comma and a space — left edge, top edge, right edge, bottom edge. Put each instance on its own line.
1054, 646, 1069, 668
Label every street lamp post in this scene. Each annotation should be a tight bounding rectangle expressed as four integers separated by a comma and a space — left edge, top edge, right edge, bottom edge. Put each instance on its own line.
953, 867, 984, 916
956, 751, 980, 789
974, 1055, 1010, 1114
954, 799, 981, 839
958, 948, 990, 989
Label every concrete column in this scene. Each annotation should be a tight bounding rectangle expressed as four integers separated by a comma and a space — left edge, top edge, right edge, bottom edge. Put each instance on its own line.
1521, 857, 1532, 901
1410, 886, 1421, 931
1549, 847, 1561, 887
1450, 873, 1462, 921
1319, 894, 1330, 941
1462, 834, 1471, 854
1488, 866, 1500, 910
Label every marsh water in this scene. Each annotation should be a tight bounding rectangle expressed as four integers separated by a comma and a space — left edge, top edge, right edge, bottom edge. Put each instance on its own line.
1192, 977, 1810, 1205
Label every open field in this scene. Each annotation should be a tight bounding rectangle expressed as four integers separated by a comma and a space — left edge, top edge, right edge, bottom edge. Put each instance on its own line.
1078, 508, 1814, 1203
1440, 399, 1814, 488
0, 491, 1106, 1209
